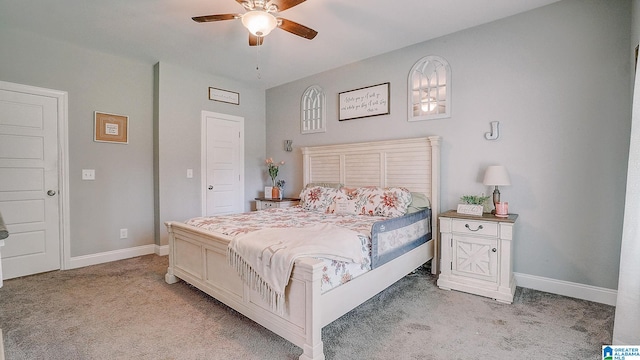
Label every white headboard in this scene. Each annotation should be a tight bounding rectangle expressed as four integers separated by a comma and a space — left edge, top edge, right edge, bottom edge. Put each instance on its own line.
301, 136, 441, 232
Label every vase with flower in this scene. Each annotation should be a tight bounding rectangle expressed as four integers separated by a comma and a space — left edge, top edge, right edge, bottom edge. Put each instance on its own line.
265, 158, 285, 199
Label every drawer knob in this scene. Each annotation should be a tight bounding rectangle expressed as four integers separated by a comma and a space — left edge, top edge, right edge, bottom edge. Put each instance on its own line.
465, 224, 483, 232
492, 248, 497, 252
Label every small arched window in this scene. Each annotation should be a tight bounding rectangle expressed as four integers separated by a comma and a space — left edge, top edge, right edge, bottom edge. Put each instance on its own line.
408, 56, 451, 121
301, 85, 326, 134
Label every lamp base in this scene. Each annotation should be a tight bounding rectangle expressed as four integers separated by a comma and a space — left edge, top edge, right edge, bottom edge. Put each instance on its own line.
491, 186, 501, 214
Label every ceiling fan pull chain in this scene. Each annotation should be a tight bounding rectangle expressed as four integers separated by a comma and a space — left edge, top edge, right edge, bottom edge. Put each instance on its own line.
256, 42, 262, 79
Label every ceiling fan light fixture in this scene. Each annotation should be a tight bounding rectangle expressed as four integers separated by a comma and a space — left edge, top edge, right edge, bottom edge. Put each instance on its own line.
241, 10, 277, 37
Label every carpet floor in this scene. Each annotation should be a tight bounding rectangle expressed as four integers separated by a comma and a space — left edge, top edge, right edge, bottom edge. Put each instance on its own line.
0, 255, 614, 359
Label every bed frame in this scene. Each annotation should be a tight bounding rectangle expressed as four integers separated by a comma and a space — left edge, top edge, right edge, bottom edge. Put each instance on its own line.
165, 136, 441, 360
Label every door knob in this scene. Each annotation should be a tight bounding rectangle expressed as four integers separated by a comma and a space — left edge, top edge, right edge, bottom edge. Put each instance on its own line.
47, 190, 56, 196
208, 186, 213, 190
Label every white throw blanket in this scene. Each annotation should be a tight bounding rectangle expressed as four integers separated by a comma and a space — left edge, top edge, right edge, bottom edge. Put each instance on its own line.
227, 223, 365, 314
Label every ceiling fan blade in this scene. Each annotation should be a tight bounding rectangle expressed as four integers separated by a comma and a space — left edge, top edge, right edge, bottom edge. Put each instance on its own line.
271, 0, 307, 12
249, 34, 265, 46
277, 18, 317, 40
192, 14, 238, 23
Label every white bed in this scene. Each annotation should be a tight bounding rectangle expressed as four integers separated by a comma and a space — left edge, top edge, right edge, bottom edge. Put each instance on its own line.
164, 136, 441, 360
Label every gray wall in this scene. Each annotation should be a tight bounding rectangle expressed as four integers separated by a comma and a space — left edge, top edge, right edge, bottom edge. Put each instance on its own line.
613, 0, 640, 345
266, 0, 632, 290
0, 28, 155, 257
155, 62, 266, 245
0, 0, 632, 293
0, 30, 267, 256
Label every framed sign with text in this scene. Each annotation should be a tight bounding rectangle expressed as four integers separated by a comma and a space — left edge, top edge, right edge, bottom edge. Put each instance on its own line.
209, 87, 240, 105
338, 82, 390, 121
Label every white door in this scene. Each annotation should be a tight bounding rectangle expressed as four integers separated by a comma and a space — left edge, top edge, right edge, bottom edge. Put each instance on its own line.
202, 112, 244, 216
0, 84, 62, 279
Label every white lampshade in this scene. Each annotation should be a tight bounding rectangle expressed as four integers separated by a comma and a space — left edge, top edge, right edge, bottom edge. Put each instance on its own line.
241, 11, 277, 37
483, 165, 511, 186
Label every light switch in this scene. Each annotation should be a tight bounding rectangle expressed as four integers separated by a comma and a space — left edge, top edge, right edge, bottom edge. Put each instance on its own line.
187, 169, 193, 178
82, 169, 95, 180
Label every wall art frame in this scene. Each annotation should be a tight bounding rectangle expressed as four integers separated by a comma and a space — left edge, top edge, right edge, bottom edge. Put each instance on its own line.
338, 82, 390, 121
209, 87, 240, 105
94, 111, 128, 144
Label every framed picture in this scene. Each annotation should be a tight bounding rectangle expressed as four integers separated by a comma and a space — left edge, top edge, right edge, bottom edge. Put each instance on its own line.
94, 111, 128, 144
338, 82, 390, 121
209, 87, 240, 105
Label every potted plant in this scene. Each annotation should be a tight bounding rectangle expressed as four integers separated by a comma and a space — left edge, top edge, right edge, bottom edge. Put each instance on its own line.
265, 157, 285, 199
457, 194, 490, 216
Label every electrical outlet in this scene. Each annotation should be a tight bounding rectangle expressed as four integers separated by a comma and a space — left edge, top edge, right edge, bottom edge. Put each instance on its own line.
82, 169, 95, 180
120, 228, 128, 239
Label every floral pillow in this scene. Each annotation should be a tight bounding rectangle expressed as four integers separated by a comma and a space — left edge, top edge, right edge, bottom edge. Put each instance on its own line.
299, 186, 347, 213
353, 187, 413, 217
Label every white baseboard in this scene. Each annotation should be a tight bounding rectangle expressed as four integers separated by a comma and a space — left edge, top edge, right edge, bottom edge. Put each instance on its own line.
155, 244, 169, 256
514, 272, 617, 306
67, 244, 166, 270
0, 328, 4, 360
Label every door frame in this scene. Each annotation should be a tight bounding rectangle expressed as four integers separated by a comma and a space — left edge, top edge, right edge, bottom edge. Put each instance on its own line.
0, 81, 70, 271
200, 111, 245, 216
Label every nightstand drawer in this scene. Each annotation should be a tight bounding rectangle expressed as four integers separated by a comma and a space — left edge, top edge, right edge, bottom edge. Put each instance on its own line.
255, 198, 300, 211
451, 219, 498, 237
261, 201, 277, 209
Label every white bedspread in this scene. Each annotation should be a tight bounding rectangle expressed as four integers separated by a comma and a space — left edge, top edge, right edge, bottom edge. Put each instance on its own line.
227, 223, 365, 313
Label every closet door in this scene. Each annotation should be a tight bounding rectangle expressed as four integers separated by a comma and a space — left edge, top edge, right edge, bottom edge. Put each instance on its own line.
201, 111, 244, 216
0, 83, 63, 279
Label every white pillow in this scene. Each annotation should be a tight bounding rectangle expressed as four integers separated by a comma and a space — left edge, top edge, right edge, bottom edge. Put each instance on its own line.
329, 198, 361, 215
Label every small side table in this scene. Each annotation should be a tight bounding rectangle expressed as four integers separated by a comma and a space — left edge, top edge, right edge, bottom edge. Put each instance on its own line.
437, 210, 518, 303
255, 197, 300, 210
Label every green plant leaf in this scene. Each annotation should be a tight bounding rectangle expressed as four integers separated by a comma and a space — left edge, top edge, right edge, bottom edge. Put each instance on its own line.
460, 195, 491, 205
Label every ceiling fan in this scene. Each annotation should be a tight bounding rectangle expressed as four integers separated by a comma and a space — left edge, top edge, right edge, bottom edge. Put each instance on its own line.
192, 0, 318, 46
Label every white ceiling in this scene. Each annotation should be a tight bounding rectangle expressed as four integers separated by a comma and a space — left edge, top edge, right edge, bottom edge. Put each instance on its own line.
0, 0, 560, 89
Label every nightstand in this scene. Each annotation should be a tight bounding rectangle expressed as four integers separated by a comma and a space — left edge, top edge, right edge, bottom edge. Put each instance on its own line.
437, 210, 518, 303
255, 197, 300, 210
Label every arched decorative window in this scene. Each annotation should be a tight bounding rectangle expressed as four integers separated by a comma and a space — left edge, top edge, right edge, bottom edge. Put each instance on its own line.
408, 56, 451, 121
301, 85, 326, 134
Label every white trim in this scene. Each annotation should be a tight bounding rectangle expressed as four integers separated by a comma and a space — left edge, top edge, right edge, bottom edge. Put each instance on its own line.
0, 81, 70, 272
67, 245, 157, 270
0, 240, 4, 288
155, 244, 169, 256
514, 272, 617, 306
0, 328, 4, 360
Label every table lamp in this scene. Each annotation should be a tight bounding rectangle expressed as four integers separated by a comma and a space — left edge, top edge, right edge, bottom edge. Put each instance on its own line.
483, 165, 511, 214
